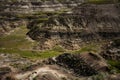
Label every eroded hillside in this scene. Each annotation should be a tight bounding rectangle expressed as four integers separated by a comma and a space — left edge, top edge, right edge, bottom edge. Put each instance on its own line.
27, 3, 120, 50
0, 0, 120, 80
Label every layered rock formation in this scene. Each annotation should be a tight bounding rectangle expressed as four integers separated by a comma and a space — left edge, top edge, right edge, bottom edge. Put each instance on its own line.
0, 6, 27, 36
27, 3, 120, 50
0, 1, 120, 50
1, 0, 120, 50
0, 0, 84, 13
0, 18, 26, 36
0, 0, 84, 37
100, 39, 120, 61
45, 52, 109, 76
0, 0, 120, 80
55, 53, 98, 76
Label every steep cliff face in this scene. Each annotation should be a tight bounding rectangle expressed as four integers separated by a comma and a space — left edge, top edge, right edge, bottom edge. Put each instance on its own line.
0, 0, 84, 36
27, 3, 120, 50
0, 0, 84, 13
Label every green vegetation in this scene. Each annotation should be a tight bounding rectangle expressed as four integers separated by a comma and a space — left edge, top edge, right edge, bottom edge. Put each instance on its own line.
91, 72, 108, 80
87, 0, 120, 4
0, 26, 36, 49
73, 42, 102, 54
0, 25, 104, 59
0, 26, 62, 59
0, 48, 60, 59
33, 9, 70, 16
107, 60, 120, 73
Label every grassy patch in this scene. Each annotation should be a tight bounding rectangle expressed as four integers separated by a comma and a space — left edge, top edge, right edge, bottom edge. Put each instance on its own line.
0, 48, 60, 59
0, 26, 36, 49
0, 26, 62, 59
107, 60, 120, 73
73, 42, 102, 54
0, 25, 105, 59
87, 0, 117, 4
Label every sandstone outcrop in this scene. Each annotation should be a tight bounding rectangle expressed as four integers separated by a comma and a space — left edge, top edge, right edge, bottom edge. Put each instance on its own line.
0, 0, 84, 13
27, 3, 120, 50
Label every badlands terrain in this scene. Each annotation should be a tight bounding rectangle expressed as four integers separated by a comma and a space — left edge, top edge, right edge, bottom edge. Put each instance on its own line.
0, 0, 120, 80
